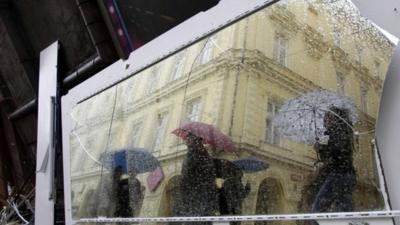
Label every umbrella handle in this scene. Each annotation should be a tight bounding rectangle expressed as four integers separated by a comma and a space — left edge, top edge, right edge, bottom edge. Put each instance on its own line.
313, 108, 319, 143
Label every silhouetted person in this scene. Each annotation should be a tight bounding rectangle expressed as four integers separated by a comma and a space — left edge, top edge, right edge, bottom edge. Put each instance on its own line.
95, 165, 143, 218
214, 158, 250, 225
178, 133, 219, 225
310, 107, 357, 224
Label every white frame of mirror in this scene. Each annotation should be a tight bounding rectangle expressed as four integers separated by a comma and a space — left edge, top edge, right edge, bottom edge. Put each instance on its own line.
61, 0, 400, 224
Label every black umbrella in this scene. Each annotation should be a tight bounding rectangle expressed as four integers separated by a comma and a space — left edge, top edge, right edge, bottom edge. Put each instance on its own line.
232, 157, 269, 173
213, 158, 243, 179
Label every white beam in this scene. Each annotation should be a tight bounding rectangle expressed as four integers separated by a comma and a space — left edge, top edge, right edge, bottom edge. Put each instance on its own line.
34, 41, 59, 225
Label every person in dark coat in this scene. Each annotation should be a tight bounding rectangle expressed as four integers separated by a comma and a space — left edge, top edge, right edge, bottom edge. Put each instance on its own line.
221, 176, 250, 225
310, 107, 357, 222
214, 158, 250, 225
177, 132, 219, 224
114, 171, 134, 217
95, 165, 143, 218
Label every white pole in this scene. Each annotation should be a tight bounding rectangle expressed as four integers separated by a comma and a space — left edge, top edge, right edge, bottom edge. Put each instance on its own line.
34, 41, 59, 225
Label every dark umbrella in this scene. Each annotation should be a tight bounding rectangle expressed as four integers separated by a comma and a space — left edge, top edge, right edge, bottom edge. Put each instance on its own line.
126, 149, 160, 173
213, 158, 251, 218
232, 157, 269, 173
213, 158, 243, 179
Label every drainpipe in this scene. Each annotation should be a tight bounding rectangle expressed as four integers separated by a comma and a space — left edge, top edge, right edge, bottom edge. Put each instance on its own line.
228, 17, 249, 136
8, 0, 118, 116
8, 98, 37, 121
62, 54, 103, 91
62, 0, 118, 92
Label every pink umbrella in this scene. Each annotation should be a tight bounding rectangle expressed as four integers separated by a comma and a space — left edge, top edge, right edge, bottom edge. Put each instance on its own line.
172, 122, 235, 152
146, 165, 164, 192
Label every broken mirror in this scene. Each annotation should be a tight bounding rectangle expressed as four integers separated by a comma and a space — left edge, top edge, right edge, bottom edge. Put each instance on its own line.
68, 0, 399, 223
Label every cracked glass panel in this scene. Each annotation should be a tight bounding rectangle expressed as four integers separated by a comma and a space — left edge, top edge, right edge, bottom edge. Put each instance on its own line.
69, 0, 398, 223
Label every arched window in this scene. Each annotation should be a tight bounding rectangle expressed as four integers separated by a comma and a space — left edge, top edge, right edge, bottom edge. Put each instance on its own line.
255, 178, 284, 225
77, 189, 95, 218
159, 175, 182, 217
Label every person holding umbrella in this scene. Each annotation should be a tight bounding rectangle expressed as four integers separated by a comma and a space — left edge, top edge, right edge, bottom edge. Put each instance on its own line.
178, 132, 219, 224
172, 122, 269, 223
311, 107, 357, 214
172, 122, 236, 224
274, 90, 360, 224
95, 148, 163, 218
213, 158, 252, 224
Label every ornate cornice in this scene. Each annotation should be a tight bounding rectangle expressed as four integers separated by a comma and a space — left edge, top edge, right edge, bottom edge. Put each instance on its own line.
330, 46, 352, 71
237, 49, 319, 95
352, 61, 369, 77
307, 3, 318, 15
269, 5, 299, 37
352, 62, 383, 91
74, 48, 382, 133
237, 142, 314, 171
370, 76, 383, 90
303, 25, 328, 59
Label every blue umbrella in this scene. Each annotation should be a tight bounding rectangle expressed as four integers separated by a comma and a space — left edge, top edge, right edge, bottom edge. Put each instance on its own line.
102, 148, 159, 174
112, 150, 128, 173
232, 157, 269, 173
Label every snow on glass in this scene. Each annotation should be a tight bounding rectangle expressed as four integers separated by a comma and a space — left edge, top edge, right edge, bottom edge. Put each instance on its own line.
68, 0, 398, 223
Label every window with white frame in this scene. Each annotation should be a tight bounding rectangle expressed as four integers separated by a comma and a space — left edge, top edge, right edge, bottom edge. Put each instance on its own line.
333, 28, 341, 47
146, 66, 161, 94
360, 81, 368, 112
185, 98, 202, 122
356, 47, 363, 64
129, 122, 142, 148
336, 72, 345, 94
374, 61, 381, 77
171, 53, 186, 81
153, 112, 169, 151
265, 101, 280, 145
273, 34, 288, 66
199, 36, 216, 64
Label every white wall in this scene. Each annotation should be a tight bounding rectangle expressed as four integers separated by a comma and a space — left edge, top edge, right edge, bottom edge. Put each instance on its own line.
377, 45, 400, 225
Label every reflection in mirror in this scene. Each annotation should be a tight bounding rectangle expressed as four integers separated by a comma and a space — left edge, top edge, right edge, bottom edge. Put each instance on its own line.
69, 0, 398, 223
